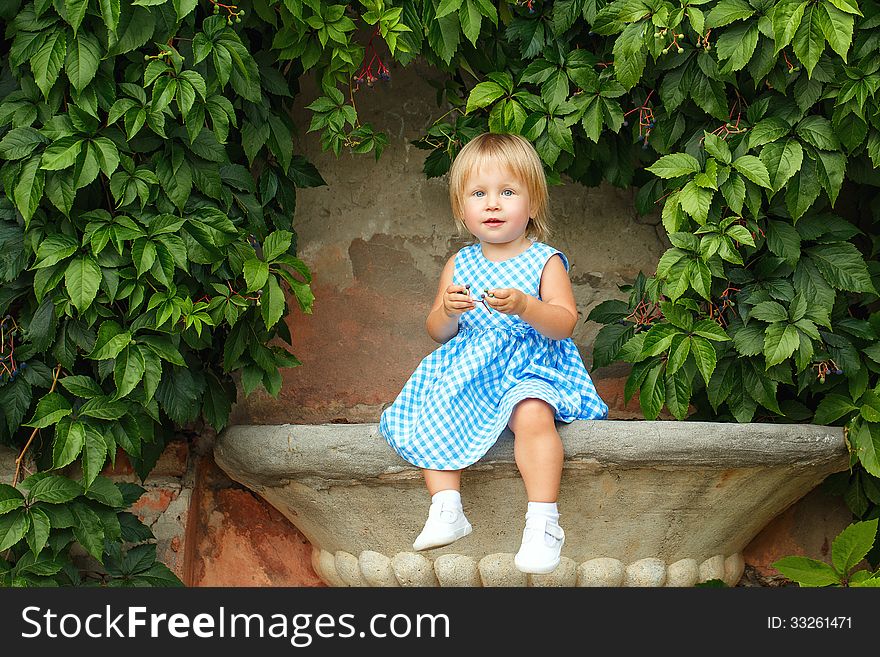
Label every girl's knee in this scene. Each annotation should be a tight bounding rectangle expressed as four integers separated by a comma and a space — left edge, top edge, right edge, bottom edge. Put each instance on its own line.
508, 398, 557, 436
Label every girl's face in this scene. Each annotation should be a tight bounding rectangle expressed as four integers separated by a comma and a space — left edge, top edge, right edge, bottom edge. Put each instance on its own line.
460, 163, 534, 247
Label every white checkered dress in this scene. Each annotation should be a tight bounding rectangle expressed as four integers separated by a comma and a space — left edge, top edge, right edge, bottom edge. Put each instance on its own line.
379, 240, 608, 470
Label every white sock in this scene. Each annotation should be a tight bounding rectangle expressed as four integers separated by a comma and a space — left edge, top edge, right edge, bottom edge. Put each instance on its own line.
432, 489, 462, 509
526, 501, 559, 524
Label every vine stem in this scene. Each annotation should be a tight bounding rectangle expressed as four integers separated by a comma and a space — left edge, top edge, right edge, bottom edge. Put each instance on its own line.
13, 364, 63, 487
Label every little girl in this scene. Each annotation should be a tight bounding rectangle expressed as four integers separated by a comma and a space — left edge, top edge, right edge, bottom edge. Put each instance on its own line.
379, 132, 608, 574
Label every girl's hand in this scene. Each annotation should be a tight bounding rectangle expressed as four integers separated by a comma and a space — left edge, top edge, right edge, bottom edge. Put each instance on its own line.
485, 288, 529, 315
443, 284, 476, 317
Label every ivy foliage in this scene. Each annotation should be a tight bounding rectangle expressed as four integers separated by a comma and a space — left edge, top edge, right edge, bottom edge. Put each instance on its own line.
0, 0, 322, 585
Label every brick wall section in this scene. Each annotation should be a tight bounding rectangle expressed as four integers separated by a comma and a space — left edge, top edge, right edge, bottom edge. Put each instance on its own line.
98, 432, 324, 587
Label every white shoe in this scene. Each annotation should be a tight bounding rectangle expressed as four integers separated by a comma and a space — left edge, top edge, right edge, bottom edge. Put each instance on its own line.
412, 501, 472, 551
514, 518, 565, 574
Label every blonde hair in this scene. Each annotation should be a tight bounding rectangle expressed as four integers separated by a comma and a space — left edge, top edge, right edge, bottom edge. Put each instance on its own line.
448, 132, 551, 242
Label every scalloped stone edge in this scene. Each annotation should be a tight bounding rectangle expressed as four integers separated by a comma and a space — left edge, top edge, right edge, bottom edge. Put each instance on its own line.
311, 547, 746, 588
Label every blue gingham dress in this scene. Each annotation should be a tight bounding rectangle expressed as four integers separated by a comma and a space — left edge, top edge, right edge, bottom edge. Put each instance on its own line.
379, 240, 609, 470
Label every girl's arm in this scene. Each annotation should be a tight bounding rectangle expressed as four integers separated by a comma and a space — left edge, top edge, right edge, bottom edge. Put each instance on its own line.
425, 255, 474, 343
486, 255, 578, 340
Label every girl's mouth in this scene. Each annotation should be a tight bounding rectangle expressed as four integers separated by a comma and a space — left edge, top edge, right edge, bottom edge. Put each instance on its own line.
484, 219, 504, 227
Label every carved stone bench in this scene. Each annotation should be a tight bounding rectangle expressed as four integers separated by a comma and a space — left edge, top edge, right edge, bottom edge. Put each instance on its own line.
214, 421, 847, 587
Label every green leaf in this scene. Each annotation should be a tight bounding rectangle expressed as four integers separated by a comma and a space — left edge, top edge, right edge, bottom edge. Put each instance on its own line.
132, 238, 157, 279
79, 397, 129, 421
114, 344, 146, 399
759, 139, 803, 193
731, 155, 772, 188
748, 117, 790, 149
0, 510, 29, 551
785, 158, 821, 222
138, 335, 185, 366
815, 149, 845, 206
52, 418, 84, 469
706, 0, 755, 27
691, 319, 730, 342
720, 174, 746, 215
244, 258, 269, 292
466, 81, 505, 114
639, 361, 666, 420
202, 372, 233, 432
806, 243, 875, 293
0, 484, 25, 515
690, 335, 717, 385
771, 0, 808, 52
827, 0, 862, 15
703, 132, 731, 164
766, 220, 801, 262
796, 116, 840, 151
707, 358, 737, 411
32, 31, 66, 99
792, 3, 826, 76
63, 0, 89, 34
85, 477, 125, 507
92, 137, 120, 178
14, 155, 45, 227
32, 233, 78, 269
156, 366, 202, 424
646, 153, 701, 179
25, 507, 51, 556
24, 392, 71, 429
855, 422, 880, 478
458, 0, 483, 46
41, 137, 83, 171
771, 556, 840, 586
81, 425, 108, 488
666, 335, 691, 375
89, 321, 131, 360
65, 32, 101, 93
140, 344, 162, 403
100, 0, 121, 35
732, 321, 765, 356
763, 322, 799, 367
0, 127, 47, 160
436, 0, 464, 19
831, 519, 878, 575
665, 366, 692, 420
592, 323, 634, 368
716, 22, 759, 72
26, 475, 82, 504
261, 276, 285, 330
612, 22, 647, 89
65, 256, 102, 313
679, 182, 712, 224
70, 502, 104, 562
173, 0, 197, 21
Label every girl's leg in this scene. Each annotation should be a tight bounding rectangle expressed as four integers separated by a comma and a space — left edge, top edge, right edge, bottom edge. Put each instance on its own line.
508, 399, 563, 502
413, 469, 471, 551
422, 468, 462, 495
508, 398, 565, 574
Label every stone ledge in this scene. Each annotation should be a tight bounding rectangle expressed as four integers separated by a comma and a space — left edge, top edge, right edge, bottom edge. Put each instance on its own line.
214, 420, 848, 587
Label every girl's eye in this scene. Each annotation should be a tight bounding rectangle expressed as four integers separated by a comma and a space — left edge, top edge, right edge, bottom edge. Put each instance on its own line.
473, 191, 484, 197
502, 189, 513, 196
